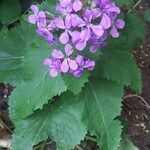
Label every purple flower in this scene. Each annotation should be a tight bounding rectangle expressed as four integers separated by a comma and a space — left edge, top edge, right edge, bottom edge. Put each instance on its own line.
110, 19, 125, 38
56, 3, 73, 29
52, 44, 78, 73
59, 0, 72, 7
89, 32, 107, 53
28, 5, 46, 28
57, 0, 82, 12
73, 0, 83, 12
99, 1, 121, 29
73, 55, 95, 77
37, 28, 54, 44
54, 17, 72, 44
71, 10, 104, 51
43, 58, 61, 77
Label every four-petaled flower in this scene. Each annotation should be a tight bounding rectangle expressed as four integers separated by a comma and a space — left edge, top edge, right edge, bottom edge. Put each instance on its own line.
52, 44, 78, 73
74, 55, 95, 77
28, 5, 46, 28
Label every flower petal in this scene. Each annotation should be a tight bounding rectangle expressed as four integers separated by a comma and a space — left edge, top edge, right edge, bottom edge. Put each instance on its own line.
84, 9, 93, 22
110, 26, 119, 38
50, 68, 59, 77
84, 60, 95, 70
56, 3, 65, 14
31, 5, 39, 14
90, 24, 104, 37
76, 41, 87, 51
80, 27, 91, 42
65, 44, 73, 56
65, 15, 72, 29
52, 49, 64, 59
69, 31, 81, 43
59, 0, 71, 7
43, 58, 52, 66
68, 59, 78, 70
74, 69, 82, 77
73, 0, 83, 12
61, 59, 69, 73
59, 31, 69, 44
115, 19, 125, 29
71, 14, 86, 27
47, 33, 54, 44
76, 55, 84, 66
54, 17, 65, 29
28, 15, 36, 24
101, 13, 111, 29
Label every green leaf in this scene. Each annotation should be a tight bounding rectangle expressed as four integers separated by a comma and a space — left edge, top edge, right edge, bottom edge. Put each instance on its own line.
0, 30, 24, 84
12, 94, 86, 150
0, 0, 21, 25
0, 20, 38, 85
93, 38, 142, 93
114, 0, 134, 6
82, 78, 123, 150
122, 13, 145, 48
38, 0, 58, 15
119, 138, 139, 150
9, 45, 67, 119
63, 71, 90, 95
144, 9, 150, 23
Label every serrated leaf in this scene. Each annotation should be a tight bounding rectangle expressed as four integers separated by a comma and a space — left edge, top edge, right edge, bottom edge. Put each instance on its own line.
114, 0, 134, 6
0, 20, 38, 85
0, 0, 21, 25
122, 13, 145, 48
82, 78, 123, 150
93, 38, 142, 93
63, 71, 90, 95
12, 94, 86, 150
38, 0, 58, 15
9, 45, 67, 119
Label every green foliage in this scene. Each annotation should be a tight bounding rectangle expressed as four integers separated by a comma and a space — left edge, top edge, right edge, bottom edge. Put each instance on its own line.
82, 78, 123, 150
63, 72, 90, 95
114, 0, 134, 6
0, 0, 21, 25
94, 38, 142, 93
122, 13, 145, 48
0, 20, 39, 85
12, 94, 86, 150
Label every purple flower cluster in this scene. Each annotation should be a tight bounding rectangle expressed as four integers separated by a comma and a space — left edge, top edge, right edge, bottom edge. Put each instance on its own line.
28, 0, 125, 77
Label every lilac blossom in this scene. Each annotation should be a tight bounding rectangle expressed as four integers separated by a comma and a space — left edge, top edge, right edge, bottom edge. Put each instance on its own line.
52, 44, 78, 73
97, 0, 121, 29
89, 32, 107, 53
70, 10, 104, 51
54, 17, 71, 44
28, 5, 46, 28
43, 58, 61, 77
73, 55, 95, 77
110, 19, 125, 38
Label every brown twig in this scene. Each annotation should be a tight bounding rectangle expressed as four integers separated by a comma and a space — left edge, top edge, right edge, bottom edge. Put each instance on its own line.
0, 118, 13, 134
123, 94, 150, 110
128, 0, 142, 13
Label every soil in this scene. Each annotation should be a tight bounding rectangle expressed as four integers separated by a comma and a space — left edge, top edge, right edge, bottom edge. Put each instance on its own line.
0, 0, 150, 150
